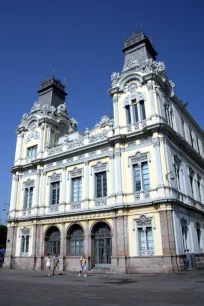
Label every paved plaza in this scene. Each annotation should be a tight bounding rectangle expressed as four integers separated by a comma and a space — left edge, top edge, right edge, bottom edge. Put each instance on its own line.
0, 269, 204, 306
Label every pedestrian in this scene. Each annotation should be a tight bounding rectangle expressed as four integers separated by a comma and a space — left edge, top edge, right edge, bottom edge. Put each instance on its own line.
79, 254, 87, 277
53, 253, 59, 275
45, 253, 51, 277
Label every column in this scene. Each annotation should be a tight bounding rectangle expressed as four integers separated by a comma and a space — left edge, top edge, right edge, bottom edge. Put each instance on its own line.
115, 150, 122, 196
59, 223, 65, 271
147, 82, 156, 116
84, 220, 90, 270
35, 170, 41, 208
9, 175, 19, 217
83, 161, 89, 210
35, 224, 43, 270
153, 139, 164, 187
61, 167, 66, 203
15, 133, 24, 162
32, 223, 38, 269
110, 155, 115, 196
116, 216, 126, 273
3, 226, 16, 268
111, 217, 118, 272
42, 173, 47, 215
38, 125, 45, 154
113, 94, 119, 127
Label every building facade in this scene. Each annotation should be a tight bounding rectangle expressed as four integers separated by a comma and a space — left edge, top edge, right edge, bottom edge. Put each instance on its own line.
4, 32, 204, 273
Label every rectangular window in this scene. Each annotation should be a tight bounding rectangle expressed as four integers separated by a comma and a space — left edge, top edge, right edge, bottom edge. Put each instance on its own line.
189, 127, 194, 147
196, 224, 201, 250
197, 180, 201, 202
72, 177, 82, 202
174, 166, 180, 191
140, 101, 146, 120
189, 174, 194, 198
133, 161, 150, 192
138, 227, 154, 254
133, 104, 139, 122
196, 135, 200, 154
51, 181, 60, 205
95, 171, 107, 198
21, 235, 29, 255
181, 225, 188, 252
27, 146, 37, 157
125, 105, 131, 125
24, 187, 33, 209
181, 117, 186, 139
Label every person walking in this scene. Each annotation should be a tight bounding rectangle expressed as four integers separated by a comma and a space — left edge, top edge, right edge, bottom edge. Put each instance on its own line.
45, 254, 51, 277
52, 253, 59, 275
79, 254, 87, 277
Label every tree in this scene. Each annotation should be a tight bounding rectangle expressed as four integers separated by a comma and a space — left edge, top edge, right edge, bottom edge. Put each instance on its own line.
0, 225, 7, 249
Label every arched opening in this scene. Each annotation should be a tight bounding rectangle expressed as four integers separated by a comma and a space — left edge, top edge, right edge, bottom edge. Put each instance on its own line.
91, 222, 112, 267
66, 224, 84, 256
44, 226, 60, 256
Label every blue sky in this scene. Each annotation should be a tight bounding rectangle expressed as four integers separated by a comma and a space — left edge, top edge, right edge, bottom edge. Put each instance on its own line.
0, 0, 203, 223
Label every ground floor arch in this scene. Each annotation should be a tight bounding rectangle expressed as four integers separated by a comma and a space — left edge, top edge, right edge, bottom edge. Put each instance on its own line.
44, 226, 60, 256
91, 222, 112, 268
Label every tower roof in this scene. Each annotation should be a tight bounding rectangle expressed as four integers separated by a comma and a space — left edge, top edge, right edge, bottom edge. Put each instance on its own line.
122, 31, 158, 59
37, 75, 67, 108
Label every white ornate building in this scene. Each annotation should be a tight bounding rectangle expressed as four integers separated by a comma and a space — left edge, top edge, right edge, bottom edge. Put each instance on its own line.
4, 32, 204, 273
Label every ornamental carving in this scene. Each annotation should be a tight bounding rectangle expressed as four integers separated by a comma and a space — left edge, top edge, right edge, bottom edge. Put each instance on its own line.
24, 179, 35, 188
95, 198, 107, 206
21, 113, 29, 124
21, 228, 30, 235
142, 59, 166, 73
57, 103, 67, 114
123, 59, 139, 71
30, 102, 41, 113
136, 214, 152, 227
131, 152, 148, 164
94, 161, 107, 173
70, 118, 78, 129
26, 130, 39, 143
94, 116, 111, 128
70, 167, 82, 178
174, 155, 181, 167
111, 72, 120, 87
67, 139, 84, 150
189, 167, 194, 176
89, 131, 108, 143
124, 79, 141, 93
48, 145, 63, 156
197, 174, 201, 181
50, 173, 61, 182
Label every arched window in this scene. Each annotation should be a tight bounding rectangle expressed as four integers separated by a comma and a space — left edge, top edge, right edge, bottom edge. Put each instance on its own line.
45, 227, 60, 256
67, 226, 84, 256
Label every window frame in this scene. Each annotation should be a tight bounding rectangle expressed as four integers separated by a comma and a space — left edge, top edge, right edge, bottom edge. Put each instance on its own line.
71, 176, 82, 202
95, 171, 107, 198
130, 153, 150, 193
134, 215, 154, 256
50, 181, 60, 205
69, 229, 84, 256
21, 228, 30, 256
27, 146, 37, 157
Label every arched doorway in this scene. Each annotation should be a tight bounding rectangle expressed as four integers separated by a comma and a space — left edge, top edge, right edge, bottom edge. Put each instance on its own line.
91, 222, 112, 268
66, 224, 84, 256
44, 226, 60, 256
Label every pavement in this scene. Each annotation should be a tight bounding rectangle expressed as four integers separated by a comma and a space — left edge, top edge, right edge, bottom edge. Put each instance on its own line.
0, 268, 204, 306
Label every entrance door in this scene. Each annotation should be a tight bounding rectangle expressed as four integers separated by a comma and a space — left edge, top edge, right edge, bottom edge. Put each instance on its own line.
94, 225, 112, 267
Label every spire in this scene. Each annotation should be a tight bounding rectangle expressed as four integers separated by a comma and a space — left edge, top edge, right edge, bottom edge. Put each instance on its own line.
37, 75, 67, 108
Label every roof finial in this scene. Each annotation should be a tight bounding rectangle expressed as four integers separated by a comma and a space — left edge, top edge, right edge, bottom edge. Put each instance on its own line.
64, 78, 66, 86
52, 70, 55, 79
141, 24, 143, 33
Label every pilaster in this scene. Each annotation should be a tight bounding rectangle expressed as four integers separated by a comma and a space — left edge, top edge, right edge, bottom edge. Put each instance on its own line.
9, 175, 19, 219
38, 125, 45, 154
115, 150, 122, 202
59, 223, 65, 271
147, 82, 156, 116
83, 161, 89, 210
153, 139, 164, 188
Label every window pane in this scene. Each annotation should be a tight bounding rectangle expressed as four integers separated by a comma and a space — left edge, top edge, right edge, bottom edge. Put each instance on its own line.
138, 228, 146, 251
96, 172, 107, 198
21, 236, 25, 253
133, 104, 139, 122
146, 228, 153, 250
25, 236, 29, 253
134, 165, 141, 191
24, 188, 29, 209
140, 101, 146, 120
142, 162, 150, 190
126, 105, 131, 125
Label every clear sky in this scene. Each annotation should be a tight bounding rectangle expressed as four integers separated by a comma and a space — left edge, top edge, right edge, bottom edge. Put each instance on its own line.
0, 0, 203, 223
